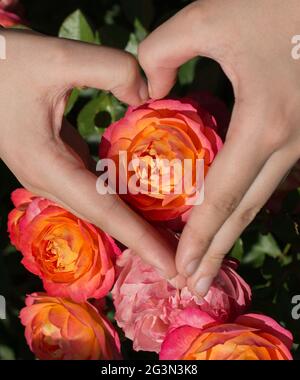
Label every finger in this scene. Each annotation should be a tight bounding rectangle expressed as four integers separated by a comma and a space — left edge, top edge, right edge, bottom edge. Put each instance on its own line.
187, 144, 299, 296
138, 1, 219, 99
1, 29, 149, 105
33, 142, 177, 280
176, 106, 276, 278
58, 38, 149, 105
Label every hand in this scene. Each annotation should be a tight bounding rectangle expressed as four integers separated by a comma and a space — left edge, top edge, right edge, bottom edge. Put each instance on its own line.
138, 0, 300, 295
0, 29, 178, 280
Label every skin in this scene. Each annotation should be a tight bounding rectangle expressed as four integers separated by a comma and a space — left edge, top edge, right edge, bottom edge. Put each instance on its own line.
0, 29, 179, 281
2, 0, 300, 298
138, 0, 300, 295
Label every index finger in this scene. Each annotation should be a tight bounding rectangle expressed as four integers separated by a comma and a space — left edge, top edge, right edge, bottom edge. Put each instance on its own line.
175, 107, 274, 281
138, 1, 224, 99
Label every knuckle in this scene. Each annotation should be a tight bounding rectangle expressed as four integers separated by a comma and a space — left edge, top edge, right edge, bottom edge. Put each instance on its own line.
237, 205, 261, 226
185, 221, 213, 250
101, 195, 120, 215
262, 126, 289, 152
207, 251, 224, 265
201, 252, 224, 275
208, 194, 239, 215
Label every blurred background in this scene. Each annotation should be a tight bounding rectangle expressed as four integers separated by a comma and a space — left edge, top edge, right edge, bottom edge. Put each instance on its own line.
0, 0, 300, 360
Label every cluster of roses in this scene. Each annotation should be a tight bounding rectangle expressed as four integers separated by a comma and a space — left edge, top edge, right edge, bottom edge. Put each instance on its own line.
8, 98, 294, 360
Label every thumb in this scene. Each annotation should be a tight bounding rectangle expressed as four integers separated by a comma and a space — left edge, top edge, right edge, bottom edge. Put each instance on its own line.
138, 1, 227, 99
58, 38, 148, 105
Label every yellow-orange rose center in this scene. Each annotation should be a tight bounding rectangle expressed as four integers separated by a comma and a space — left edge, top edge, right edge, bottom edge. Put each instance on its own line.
183, 331, 288, 360
125, 122, 201, 204
32, 216, 94, 282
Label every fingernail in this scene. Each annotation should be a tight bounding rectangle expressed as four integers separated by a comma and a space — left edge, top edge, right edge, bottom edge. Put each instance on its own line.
139, 83, 149, 102
185, 259, 199, 276
194, 276, 213, 297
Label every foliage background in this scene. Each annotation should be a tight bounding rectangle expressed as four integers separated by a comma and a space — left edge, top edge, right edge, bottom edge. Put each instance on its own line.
0, 0, 300, 360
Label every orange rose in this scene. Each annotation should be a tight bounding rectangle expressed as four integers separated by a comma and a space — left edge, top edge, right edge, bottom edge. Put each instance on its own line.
20, 293, 121, 360
99, 98, 223, 228
8, 189, 120, 302
160, 311, 293, 360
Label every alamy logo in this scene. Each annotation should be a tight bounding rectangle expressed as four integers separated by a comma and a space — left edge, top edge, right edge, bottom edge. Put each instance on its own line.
0, 295, 6, 319
291, 295, 300, 320
291, 35, 300, 60
0, 35, 6, 60
96, 152, 205, 206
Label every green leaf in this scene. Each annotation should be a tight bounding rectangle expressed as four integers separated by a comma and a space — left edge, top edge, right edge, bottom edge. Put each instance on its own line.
125, 19, 148, 56
230, 238, 244, 261
77, 93, 125, 141
8, 24, 31, 30
104, 4, 121, 25
79, 88, 99, 98
243, 233, 282, 266
59, 10, 94, 43
125, 33, 139, 56
134, 19, 148, 41
258, 234, 282, 258
0, 345, 15, 360
3, 244, 17, 256
77, 96, 103, 141
179, 57, 199, 85
64, 88, 80, 115
94, 30, 101, 45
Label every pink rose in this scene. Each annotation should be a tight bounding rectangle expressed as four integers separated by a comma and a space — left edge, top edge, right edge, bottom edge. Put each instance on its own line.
160, 309, 293, 360
0, 0, 19, 9
112, 250, 251, 353
0, 8, 21, 26
0, 0, 24, 27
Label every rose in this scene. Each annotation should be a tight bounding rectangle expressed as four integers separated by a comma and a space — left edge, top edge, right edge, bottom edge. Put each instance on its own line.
0, 0, 24, 27
160, 310, 293, 360
8, 189, 120, 302
20, 293, 121, 360
99, 98, 223, 228
0, 8, 21, 26
112, 250, 251, 353
0, 1, 19, 9
8, 188, 37, 250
